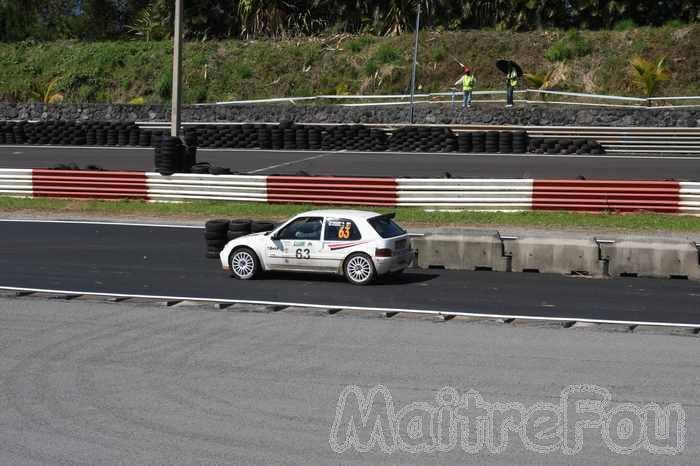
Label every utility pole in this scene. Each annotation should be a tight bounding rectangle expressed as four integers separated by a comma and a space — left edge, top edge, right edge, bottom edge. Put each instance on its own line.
409, 1, 421, 125
171, 0, 184, 138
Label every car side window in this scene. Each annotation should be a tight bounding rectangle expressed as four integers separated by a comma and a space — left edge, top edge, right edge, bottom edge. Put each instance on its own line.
276, 217, 323, 241
324, 218, 361, 241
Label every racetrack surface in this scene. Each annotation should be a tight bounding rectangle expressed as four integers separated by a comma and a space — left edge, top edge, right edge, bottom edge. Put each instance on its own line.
0, 296, 698, 465
1, 221, 700, 325
1, 146, 700, 180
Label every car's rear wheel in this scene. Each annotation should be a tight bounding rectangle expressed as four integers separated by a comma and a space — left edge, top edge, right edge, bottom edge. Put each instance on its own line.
344, 253, 376, 286
229, 247, 260, 280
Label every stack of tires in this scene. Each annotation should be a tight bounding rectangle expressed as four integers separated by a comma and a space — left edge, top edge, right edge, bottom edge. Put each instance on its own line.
251, 220, 276, 233
322, 125, 389, 152
0, 121, 27, 144
498, 131, 513, 153
294, 128, 309, 150
205, 219, 233, 259
308, 127, 323, 150
204, 219, 277, 259
457, 133, 472, 153
485, 131, 499, 153
283, 128, 296, 149
257, 127, 272, 149
472, 132, 486, 153
138, 130, 152, 147
270, 126, 283, 149
154, 136, 184, 175
512, 131, 528, 153
388, 127, 457, 153
529, 138, 605, 155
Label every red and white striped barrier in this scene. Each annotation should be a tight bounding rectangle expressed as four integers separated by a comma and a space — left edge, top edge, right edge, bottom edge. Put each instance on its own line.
0, 169, 698, 214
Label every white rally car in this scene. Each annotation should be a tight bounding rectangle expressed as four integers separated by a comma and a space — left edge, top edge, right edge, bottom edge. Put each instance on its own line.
219, 210, 414, 285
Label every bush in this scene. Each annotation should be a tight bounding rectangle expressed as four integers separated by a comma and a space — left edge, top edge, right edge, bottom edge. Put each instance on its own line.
233, 64, 254, 80
364, 58, 379, 77
156, 71, 172, 100
346, 36, 374, 53
544, 31, 592, 62
374, 43, 403, 65
613, 19, 637, 31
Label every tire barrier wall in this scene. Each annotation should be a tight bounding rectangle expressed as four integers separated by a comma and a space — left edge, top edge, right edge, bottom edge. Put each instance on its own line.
1, 169, 698, 214
1, 120, 606, 156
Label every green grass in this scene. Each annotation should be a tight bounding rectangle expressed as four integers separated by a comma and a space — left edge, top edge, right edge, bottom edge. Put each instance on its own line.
2, 197, 700, 232
1, 24, 697, 103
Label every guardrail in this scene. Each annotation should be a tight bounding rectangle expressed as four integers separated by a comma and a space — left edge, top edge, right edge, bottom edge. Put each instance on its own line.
2, 169, 698, 215
200, 89, 700, 109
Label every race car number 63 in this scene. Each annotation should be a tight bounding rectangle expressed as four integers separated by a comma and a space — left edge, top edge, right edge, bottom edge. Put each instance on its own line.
295, 248, 311, 259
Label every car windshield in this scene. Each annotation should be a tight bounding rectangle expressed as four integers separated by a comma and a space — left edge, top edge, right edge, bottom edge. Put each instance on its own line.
368, 215, 406, 239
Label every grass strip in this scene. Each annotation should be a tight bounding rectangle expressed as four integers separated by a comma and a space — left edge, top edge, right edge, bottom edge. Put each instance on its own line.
1, 197, 700, 233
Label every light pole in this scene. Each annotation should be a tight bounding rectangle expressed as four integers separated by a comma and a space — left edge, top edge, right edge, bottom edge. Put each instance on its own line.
408, 1, 421, 125
171, 0, 184, 138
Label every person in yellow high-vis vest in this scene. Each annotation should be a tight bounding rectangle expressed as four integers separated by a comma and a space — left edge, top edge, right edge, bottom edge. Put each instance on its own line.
454, 67, 476, 109
506, 68, 518, 108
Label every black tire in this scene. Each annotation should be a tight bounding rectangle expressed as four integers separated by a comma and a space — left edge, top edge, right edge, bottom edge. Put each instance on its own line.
205, 230, 227, 240
228, 219, 252, 232
229, 247, 261, 280
227, 230, 249, 241
209, 166, 232, 175
251, 221, 275, 233
207, 239, 229, 248
205, 219, 229, 232
344, 252, 376, 286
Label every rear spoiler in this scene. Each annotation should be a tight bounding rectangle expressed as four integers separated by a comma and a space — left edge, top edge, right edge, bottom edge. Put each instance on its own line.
370, 212, 396, 221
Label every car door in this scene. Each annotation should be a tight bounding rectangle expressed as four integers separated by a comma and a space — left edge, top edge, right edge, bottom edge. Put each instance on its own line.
319, 218, 365, 271
266, 216, 325, 271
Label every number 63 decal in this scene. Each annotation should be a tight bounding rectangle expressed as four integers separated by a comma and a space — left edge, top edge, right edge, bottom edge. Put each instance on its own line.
337, 224, 351, 239
295, 248, 311, 259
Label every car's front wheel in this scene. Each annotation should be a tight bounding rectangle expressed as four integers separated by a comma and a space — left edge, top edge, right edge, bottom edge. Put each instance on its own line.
229, 247, 260, 280
344, 253, 376, 286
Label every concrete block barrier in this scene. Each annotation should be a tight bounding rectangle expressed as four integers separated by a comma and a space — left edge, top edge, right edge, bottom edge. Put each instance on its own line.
410, 229, 700, 281
411, 231, 508, 271
606, 239, 700, 280
507, 237, 604, 276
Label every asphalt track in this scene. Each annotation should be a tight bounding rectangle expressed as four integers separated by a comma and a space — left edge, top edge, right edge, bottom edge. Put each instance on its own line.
1, 146, 700, 180
1, 221, 700, 325
2, 297, 698, 465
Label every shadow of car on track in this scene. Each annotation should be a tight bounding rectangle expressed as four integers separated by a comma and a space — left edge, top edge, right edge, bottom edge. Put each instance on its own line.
245, 269, 439, 286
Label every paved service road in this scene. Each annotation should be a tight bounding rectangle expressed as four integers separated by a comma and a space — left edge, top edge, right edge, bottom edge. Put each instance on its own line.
1, 221, 700, 325
1, 146, 699, 180
0, 296, 697, 465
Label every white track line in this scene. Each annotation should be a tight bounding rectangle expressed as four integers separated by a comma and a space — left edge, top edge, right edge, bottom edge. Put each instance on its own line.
1, 285, 698, 329
0, 219, 202, 229
248, 152, 336, 174
2, 145, 697, 160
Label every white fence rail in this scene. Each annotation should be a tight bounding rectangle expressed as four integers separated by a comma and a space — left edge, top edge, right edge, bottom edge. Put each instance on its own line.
0, 169, 33, 196
146, 173, 268, 202
397, 178, 533, 209
680, 182, 700, 213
